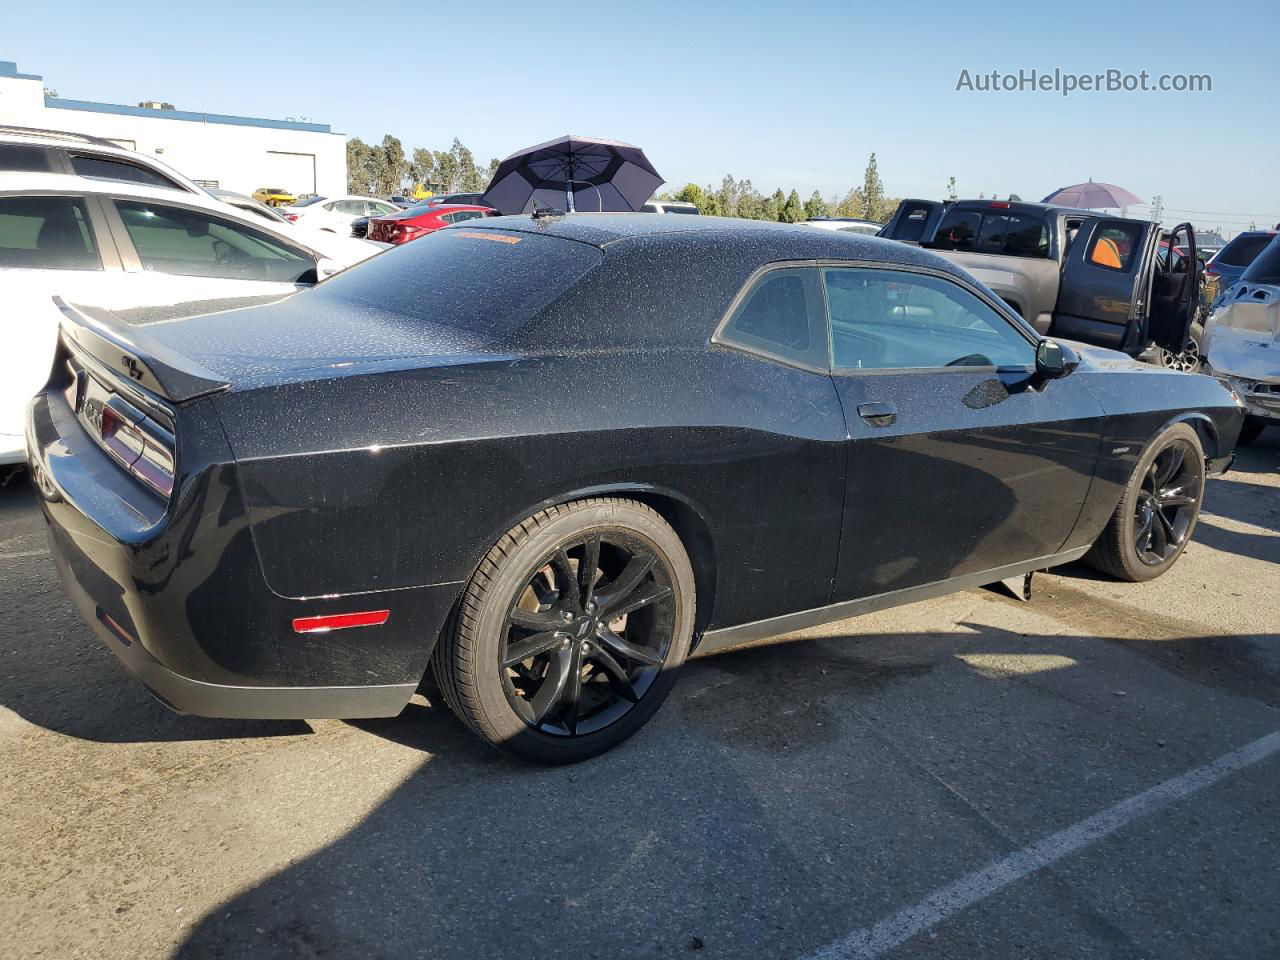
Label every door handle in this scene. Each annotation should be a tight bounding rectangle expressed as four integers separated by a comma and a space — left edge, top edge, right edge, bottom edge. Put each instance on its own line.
857, 401, 897, 427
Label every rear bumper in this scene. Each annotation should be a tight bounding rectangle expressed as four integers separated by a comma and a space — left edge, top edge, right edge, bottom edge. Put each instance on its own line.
27, 387, 458, 720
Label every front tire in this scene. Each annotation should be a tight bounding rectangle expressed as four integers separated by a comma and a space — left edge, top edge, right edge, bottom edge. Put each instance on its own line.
1086, 423, 1205, 582
432, 498, 695, 764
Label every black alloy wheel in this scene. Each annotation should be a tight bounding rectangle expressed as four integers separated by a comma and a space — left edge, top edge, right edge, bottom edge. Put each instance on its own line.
1087, 422, 1205, 582
500, 532, 676, 737
431, 498, 695, 764
1132, 439, 1201, 565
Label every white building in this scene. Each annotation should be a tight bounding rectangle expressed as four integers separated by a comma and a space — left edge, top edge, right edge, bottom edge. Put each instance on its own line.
0, 60, 346, 197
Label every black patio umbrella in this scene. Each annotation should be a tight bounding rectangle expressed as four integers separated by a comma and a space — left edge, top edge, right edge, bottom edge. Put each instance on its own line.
481, 135, 664, 214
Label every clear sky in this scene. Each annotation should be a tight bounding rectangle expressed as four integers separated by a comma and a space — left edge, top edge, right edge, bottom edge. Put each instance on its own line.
5, 0, 1277, 236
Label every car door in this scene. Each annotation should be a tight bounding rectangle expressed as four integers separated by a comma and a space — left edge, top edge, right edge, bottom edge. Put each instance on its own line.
1053, 217, 1161, 354
823, 264, 1104, 602
102, 197, 318, 318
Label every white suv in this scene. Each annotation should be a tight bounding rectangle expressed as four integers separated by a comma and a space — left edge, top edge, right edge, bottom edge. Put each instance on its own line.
0, 169, 382, 466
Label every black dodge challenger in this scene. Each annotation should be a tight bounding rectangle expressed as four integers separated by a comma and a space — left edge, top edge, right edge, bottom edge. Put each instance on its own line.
27, 214, 1243, 763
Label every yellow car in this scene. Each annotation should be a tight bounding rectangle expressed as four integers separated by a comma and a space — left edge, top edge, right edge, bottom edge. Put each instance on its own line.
252, 187, 297, 207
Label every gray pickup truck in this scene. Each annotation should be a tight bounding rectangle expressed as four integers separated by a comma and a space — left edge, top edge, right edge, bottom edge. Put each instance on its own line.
879, 199, 1199, 364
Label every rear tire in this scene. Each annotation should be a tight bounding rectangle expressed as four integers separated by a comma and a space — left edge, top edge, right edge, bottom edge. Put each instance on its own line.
432, 498, 695, 764
1086, 423, 1205, 582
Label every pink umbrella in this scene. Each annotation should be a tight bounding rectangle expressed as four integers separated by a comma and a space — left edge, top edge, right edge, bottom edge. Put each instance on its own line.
1041, 180, 1144, 209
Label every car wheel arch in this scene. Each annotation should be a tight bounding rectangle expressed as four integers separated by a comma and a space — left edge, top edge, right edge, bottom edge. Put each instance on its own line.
465, 481, 719, 640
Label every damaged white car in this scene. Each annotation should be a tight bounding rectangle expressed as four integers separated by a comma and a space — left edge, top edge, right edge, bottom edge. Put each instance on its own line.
1204, 235, 1280, 445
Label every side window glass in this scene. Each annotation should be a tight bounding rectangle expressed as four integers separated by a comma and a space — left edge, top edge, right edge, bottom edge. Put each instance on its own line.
0, 144, 57, 172
1088, 225, 1140, 271
825, 268, 1035, 371
718, 267, 827, 369
114, 200, 314, 283
70, 154, 182, 190
0, 195, 101, 271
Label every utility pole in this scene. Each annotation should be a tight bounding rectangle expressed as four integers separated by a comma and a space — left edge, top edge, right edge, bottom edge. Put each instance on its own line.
1149, 195, 1163, 224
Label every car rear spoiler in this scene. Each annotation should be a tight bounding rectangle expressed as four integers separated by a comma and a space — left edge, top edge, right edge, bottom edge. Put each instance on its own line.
54, 297, 230, 404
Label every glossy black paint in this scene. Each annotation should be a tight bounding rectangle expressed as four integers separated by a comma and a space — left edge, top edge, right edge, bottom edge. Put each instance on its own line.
27, 214, 1245, 719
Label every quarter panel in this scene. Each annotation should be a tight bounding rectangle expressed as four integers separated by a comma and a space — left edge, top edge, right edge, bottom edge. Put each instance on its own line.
215, 349, 849, 628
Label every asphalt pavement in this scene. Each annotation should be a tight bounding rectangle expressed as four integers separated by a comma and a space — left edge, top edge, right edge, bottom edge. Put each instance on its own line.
1, 431, 1277, 960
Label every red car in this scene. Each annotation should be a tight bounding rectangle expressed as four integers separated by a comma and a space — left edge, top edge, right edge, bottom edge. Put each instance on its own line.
367, 203, 495, 244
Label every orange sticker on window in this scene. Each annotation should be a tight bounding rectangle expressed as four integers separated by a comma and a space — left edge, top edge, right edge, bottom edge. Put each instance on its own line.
453, 231, 521, 244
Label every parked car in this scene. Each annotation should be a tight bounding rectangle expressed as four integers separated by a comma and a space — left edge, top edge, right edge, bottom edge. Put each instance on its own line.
640, 200, 700, 214
252, 187, 297, 207
0, 125, 208, 196
209, 188, 291, 224
209, 188, 389, 257
366, 202, 495, 244
422, 192, 487, 208
0, 171, 379, 466
1203, 233, 1280, 445
880, 199, 1200, 365
27, 215, 1242, 762
802, 216, 882, 235
387, 195, 418, 209
1205, 230, 1277, 304
282, 194, 400, 234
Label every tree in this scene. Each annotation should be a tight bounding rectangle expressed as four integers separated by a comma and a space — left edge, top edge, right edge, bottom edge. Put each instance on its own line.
346, 137, 379, 195
781, 189, 806, 223
674, 183, 714, 214
945, 176, 957, 202
736, 182, 765, 220
803, 190, 828, 220
764, 188, 786, 221
861, 152, 885, 222
377, 135, 407, 196
832, 187, 864, 218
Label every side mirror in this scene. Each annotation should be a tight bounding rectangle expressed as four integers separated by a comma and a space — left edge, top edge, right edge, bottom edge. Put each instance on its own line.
1035, 339, 1078, 381
315, 257, 343, 280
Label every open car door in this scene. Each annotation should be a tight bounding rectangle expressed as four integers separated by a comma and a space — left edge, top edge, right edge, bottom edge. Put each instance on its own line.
1053, 217, 1161, 355
1146, 222, 1200, 353
878, 199, 946, 244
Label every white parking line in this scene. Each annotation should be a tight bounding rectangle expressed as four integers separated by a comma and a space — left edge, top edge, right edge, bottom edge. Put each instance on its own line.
803, 728, 1280, 960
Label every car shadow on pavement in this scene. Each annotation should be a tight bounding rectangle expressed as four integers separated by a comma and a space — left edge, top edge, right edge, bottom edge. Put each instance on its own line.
168, 621, 1280, 960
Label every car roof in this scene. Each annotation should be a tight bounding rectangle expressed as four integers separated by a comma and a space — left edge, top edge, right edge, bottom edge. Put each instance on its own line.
455, 212, 976, 274
0, 126, 203, 190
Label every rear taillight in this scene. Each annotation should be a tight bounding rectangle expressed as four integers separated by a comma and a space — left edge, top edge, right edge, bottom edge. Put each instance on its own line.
76, 373, 176, 499
285, 213, 299, 222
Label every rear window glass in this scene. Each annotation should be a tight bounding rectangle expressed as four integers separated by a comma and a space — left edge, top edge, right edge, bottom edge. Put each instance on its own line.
70, 154, 182, 190
0, 144, 56, 172
313, 228, 604, 341
1215, 234, 1273, 267
977, 214, 1049, 257
0, 195, 100, 271
1239, 236, 1280, 285
930, 211, 981, 250
929, 210, 1048, 258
